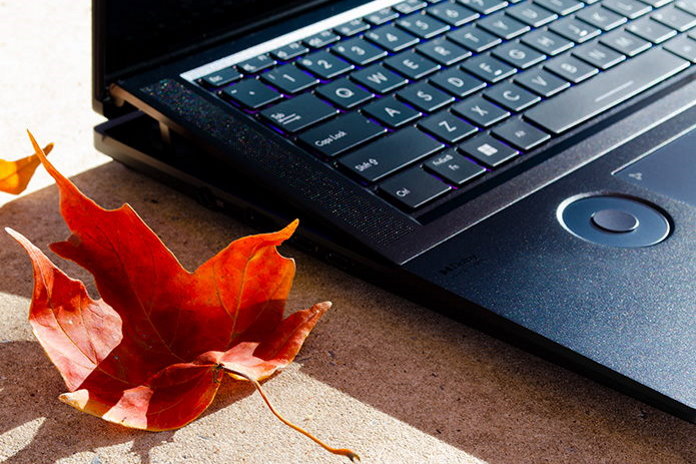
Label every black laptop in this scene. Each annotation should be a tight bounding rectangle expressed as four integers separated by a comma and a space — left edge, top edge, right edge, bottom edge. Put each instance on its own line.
91, 0, 695, 422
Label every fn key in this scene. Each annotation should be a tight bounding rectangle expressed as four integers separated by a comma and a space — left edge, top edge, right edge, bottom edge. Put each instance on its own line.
379, 168, 451, 210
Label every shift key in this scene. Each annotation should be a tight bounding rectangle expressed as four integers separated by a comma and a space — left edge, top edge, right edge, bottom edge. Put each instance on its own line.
339, 127, 444, 182
298, 113, 386, 157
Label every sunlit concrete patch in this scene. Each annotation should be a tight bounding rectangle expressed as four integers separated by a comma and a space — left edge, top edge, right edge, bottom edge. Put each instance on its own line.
0, 417, 46, 461
0, 293, 33, 342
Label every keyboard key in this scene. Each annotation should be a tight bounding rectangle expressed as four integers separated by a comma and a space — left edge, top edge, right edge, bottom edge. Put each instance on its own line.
351, 64, 409, 93
271, 42, 309, 61
525, 48, 690, 133
452, 96, 511, 126
652, 6, 696, 31
365, 7, 400, 25
298, 113, 386, 157
493, 42, 546, 68
484, 82, 542, 111
395, 0, 429, 14
222, 79, 282, 109
339, 127, 444, 182
417, 38, 472, 65
448, 25, 502, 52
261, 64, 318, 93
545, 55, 599, 82
365, 25, 420, 52
199, 67, 242, 88
397, 82, 455, 112
418, 111, 479, 142
627, 17, 678, 42
572, 42, 626, 69
639, 0, 675, 6
304, 30, 341, 49
315, 78, 374, 109
458, 0, 509, 14
424, 150, 486, 185
462, 55, 517, 82
492, 118, 551, 150
603, 0, 652, 19
550, 17, 602, 42
379, 167, 451, 209
676, 0, 696, 15
429, 68, 487, 97
332, 38, 387, 66
522, 29, 575, 55
260, 94, 337, 133
427, 2, 480, 26
534, 0, 584, 15
397, 13, 450, 38
385, 52, 442, 79
663, 34, 696, 61
507, 3, 559, 27
298, 51, 354, 79
458, 134, 520, 167
515, 68, 571, 96
363, 96, 422, 128
238, 54, 276, 73
478, 13, 531, 39
600, 29, 653, 55
576, 6, 628, 31
335, 19, 370, 36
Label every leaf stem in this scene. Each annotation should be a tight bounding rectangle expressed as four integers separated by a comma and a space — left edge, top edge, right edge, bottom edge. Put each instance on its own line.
224, 368, 360, 462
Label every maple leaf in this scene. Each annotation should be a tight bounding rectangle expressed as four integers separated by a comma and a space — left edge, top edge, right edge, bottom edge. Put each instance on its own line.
7, 133, 358, 461
0, 143, 53, 194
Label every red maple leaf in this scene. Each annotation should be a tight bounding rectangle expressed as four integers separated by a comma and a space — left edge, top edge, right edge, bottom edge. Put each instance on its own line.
7, 133, 357, 461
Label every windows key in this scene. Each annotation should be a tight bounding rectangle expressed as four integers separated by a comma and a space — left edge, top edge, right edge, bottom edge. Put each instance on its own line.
458, 134, 519, 168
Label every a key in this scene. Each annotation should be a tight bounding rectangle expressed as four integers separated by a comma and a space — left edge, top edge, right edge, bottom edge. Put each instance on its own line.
304, 30, 341, 49
298, 113, 386, 157
525, 48, 689, 133
572, 42, 626, 69
332, 38, 387, 66
626, 18, 678, 42
351, 64, 409, 93
576, 6, 628, 31
298, 51, 354, 79
363, 96, 422, 128
603, 0, 652, 19
599, 30, 652, 55
515, 68, 570, 96
199, 67, 242, 88
397, 14, 450, 39
222, 79, 282, 109
365, 7, 400, 25
677, 0, 696, 15
458, 134, 520, 167
365, 25, 420, 53
429, 68, 487, 97
397, 82, 455, 112
522, 29, 574, 55
315, 78, 374, 109
379, 167, 451, 209
261, 64, 318, 93
385, 52, 441, 79
338, 127, 444, 182
507, 3, 559, 27
335, 19, 370, 37
416, 38, 472, 65
652, 6, 696, 31
447, 25, 502, 52
533, 0, 584, 15
271, 42, 309, 61
493, 42, 546, 68
545, 55, 598, 82
462, 55, 517, 83
260, 93, 337, 133
424, 150, 486, 185
458, 0, 509, 15
395, 0, 429, 14
492, 118, 551, 150
664, 34, 696, 61
418, 110, 479, 143
484, 82, 541, 111
238, 54, 276, 73
452, 96, 511, 127
550, 17, 602, 42
478, 13, 530, 39
427, 2, 480, 26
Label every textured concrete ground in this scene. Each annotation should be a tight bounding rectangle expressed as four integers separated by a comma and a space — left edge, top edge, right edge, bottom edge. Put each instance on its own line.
0, 2, 694, 463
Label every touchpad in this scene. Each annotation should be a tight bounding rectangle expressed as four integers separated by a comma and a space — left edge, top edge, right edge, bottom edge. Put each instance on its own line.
615, 128, 696, 207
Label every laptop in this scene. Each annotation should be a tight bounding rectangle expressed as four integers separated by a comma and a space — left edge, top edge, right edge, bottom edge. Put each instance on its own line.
91, 0, 695, 422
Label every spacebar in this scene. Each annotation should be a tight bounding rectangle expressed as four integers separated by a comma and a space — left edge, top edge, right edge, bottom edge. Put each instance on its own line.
525, 48, 689, 135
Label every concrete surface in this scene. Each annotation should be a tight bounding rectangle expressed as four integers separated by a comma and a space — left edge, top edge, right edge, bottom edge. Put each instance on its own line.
0, 2, 694, 463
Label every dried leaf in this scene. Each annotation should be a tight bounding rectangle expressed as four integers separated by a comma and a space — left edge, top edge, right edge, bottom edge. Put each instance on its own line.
0, 143, 53, 194
7, 132, 358, 461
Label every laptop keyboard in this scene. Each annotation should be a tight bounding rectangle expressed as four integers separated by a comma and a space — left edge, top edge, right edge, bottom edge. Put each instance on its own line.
193, 0, 695, 212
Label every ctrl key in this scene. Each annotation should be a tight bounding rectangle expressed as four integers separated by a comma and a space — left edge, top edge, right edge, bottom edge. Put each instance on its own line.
379, 167, 451, 210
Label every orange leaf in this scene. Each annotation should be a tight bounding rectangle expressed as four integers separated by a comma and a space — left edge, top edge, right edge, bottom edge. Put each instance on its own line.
7, 132, 358, 461
0, 143, 53, 194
